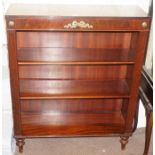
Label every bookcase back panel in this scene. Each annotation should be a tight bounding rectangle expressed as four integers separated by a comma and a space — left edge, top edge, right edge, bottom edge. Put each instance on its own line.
19, 65, 133, 80
17, 32, 132, 49
17, 48, 135, 63
21, 99, 125, 113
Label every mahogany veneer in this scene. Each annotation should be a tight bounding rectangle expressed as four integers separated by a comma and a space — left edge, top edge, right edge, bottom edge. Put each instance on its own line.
6, 4, 150, 153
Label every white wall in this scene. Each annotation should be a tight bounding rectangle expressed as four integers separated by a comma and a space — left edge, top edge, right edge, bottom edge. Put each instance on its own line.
1, 1, 14, 154
137, 0, 152, 12
145, 23, 153, 72
1, 0, 152, 154
0, 1, 3, 154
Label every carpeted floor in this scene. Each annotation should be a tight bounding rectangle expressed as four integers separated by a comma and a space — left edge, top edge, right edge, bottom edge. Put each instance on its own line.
15, 128, 152, 155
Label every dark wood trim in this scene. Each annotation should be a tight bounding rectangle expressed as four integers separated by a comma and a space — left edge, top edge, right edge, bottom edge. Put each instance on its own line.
7, 30, 22, 135
6, 16, 151, 31
17, 61, 135, 65
16, 138, 25, 153
125, 32, 149, 132
120, 136, 130, 150
14, 132, 132, 138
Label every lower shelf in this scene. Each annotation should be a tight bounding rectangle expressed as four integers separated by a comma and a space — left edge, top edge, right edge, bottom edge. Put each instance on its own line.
21, 112, 125, 136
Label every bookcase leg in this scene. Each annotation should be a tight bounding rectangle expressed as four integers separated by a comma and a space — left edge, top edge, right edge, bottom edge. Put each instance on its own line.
16, 138, 25, 153
120, 136, 129, 150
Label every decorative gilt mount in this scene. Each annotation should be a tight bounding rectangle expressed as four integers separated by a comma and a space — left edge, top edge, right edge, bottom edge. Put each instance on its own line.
64, 20, 93, 29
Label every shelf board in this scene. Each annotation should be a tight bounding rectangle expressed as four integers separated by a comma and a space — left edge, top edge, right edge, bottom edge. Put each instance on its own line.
18, 61, 135, 65
20, 79, 130, 99
21, 112, 125, 136
20, 95, 129, 100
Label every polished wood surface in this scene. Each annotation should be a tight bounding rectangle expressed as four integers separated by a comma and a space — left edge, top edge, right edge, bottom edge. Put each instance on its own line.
21, 112, 125, 136
6, 4, 150, 153
19, 79, 130, 99
17, 48, 135, 64
125, 32, 149, 132
17, 32, 132, 48
21, 99, 124, 113
19, 65, 133, 80
6, 17, 150, 31
7, 30, 22, 135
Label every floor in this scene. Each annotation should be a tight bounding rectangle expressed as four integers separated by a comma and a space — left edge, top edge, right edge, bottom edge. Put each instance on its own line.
15, 128, 152, 155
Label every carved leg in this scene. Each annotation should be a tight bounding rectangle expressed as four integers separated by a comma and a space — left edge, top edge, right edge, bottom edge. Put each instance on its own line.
16, 138, 25, 153
120, 136, 129, 150
132, 96, 140, 132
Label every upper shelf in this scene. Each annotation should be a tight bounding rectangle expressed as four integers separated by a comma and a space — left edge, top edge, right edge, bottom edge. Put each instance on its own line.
6, 4, 148, 17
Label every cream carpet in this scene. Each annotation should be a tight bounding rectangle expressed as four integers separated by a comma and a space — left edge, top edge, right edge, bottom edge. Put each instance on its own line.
15, 128, 152, 155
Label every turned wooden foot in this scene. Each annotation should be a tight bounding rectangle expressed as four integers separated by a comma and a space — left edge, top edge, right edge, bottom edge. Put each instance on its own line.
16, 138, 25, 153
120, 136, 129, 150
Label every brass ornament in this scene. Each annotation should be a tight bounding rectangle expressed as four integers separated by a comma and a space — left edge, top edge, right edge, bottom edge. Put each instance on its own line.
141, 22, 148, 28
64, 20, 93, 29
8, 21, 15, 27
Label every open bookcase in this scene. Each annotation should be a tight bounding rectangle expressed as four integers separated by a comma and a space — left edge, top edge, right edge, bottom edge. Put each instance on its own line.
6, 4, 150, 153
